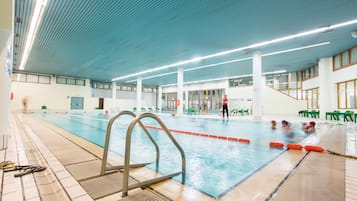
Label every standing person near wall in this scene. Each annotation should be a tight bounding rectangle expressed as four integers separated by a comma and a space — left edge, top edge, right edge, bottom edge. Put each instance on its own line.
22, 97, 28, 113
222, 94, 229, 119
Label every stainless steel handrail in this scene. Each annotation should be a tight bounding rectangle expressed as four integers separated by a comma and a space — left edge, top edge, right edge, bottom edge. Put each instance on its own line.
100, 111, 160, 176
122, 113, 186, 197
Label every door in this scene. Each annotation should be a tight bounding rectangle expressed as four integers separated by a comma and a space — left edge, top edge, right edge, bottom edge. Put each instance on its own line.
99, 98, 104, 109
71, 97, 84, 110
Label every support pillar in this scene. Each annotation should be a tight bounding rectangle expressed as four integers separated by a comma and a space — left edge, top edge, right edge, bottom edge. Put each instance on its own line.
0, 38, 12, 140
185, 88, 189, 111
177, 68, 184, 116
112, 81, 116, 110
158, 86, 162, 113
136, 77, 142, 113
252, 51, 262, 120
318, 57, 333, 119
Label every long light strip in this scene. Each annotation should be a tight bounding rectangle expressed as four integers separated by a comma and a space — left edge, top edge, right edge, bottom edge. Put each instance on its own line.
160, 69, 287, 87
126, 41, 330, 83
112, 19, 357, 81
18, 0, 47, 70
262, 41, 330, 57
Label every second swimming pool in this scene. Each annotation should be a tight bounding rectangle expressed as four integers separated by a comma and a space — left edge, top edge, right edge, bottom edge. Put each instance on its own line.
40, 112, 306, 198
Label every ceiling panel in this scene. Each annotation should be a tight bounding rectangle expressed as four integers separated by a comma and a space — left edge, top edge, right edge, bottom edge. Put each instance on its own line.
13, 0, 357, 86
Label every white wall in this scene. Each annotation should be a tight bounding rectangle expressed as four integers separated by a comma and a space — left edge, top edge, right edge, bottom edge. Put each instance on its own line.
302, 77, 319, 90
11, 78, 97, 111
0, 38, 11, 135
262, 86, 306, 115
11, 78, 157, 112
332, 63, 357, 83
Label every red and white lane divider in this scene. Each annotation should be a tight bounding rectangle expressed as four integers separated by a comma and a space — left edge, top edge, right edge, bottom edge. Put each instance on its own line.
145, 125, 324, 152
269, 141, 324, 152
145, 125, 250, 143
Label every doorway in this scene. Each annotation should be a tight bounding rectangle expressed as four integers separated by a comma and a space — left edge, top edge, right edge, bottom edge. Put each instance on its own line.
99, 98, 104, 109
70, 97, 84, 110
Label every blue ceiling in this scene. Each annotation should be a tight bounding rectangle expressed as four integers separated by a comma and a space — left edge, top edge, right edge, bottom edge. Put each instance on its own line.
13, 0, 357, 86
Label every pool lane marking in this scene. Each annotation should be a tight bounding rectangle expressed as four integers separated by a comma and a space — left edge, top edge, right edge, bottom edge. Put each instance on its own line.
146, 125, 326, 152
145, 125, 246, 142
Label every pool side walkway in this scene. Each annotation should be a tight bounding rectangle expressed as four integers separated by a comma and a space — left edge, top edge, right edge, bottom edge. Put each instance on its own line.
0, 112, 356, 201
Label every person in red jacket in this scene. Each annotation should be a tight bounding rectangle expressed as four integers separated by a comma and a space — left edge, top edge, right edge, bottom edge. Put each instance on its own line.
222, 95, 229, 118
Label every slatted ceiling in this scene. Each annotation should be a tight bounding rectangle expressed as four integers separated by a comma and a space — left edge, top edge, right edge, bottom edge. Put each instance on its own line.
13, 0, 34, 67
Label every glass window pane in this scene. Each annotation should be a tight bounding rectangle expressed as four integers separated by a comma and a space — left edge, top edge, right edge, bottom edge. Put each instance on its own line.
346, 81, 354, 109
39, 75, 50, 84
351, 47, 357, 64
27, 74, 38, 83
313, 65, 319, 77
342, 51, 349, 66
290, 73, 297, 89
312, 89, 318, 108
338, 83, 346, 108
289, 89, 297, 99
76, 79, 85, 86
334, 55, 341, 70
13, 73, 26, 82
274, 75, 280, 89
280, 74, 288, 90
307, 90, 312, 109
56, 77, 66, 84
67, 79, 76, 85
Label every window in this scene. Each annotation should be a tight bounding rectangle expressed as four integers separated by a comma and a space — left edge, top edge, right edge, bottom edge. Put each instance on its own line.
305, 88, 319, 109
333, 54, 341, 70
342, 51, 349, 66
12, 72, 51, 84
338, 82, 346, 109
351, 46, 357, 64
265, 72, 303, 99
338, 80, 357, 109
56, 77, 85, 86
229, 77, 252, 87
333, 45, 357, 71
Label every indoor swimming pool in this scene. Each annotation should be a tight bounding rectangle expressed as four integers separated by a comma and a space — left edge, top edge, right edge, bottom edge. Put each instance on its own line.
39, 112, 307, 198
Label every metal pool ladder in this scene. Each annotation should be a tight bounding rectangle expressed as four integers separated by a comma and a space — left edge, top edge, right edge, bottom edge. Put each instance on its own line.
121, 112, 186, 197
100, 111, 160, 176
99, 111, 186, 197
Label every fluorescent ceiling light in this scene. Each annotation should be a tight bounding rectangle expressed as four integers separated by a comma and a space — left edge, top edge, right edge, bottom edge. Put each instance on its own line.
131, 41, 329, 82
18, 0, 47, 70
126, 71, 177, 83
112, 19, 357, 81
160, 69, 287, 87
262, 41, 330, 57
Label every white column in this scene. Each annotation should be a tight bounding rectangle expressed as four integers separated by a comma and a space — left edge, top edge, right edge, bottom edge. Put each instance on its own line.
136, 77, 142, 113
318, 57, 333, 119
158, 86, 162, 113
0, 40, 12, 138
185, 87, 189, 110
112, 81, 117, 110
177, 68, 184, 116
252, 51, 262, 120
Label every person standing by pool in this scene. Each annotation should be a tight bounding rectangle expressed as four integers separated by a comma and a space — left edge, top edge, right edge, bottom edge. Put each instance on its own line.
22, 97, 28, 113
222, 94, 229, 118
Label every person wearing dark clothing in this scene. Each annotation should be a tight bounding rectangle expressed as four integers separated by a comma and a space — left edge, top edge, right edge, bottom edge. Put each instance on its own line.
222, 95, 229, 118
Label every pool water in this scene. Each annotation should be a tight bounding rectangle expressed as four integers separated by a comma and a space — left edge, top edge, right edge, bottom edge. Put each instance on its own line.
40, 112, 306, 198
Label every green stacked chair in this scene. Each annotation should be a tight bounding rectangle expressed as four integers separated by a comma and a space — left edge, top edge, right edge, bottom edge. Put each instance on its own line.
343, 111, 354, 122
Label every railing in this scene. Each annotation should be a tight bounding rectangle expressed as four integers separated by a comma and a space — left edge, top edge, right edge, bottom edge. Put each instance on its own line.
100, 111, 160, 176
121, 112, 186, 197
